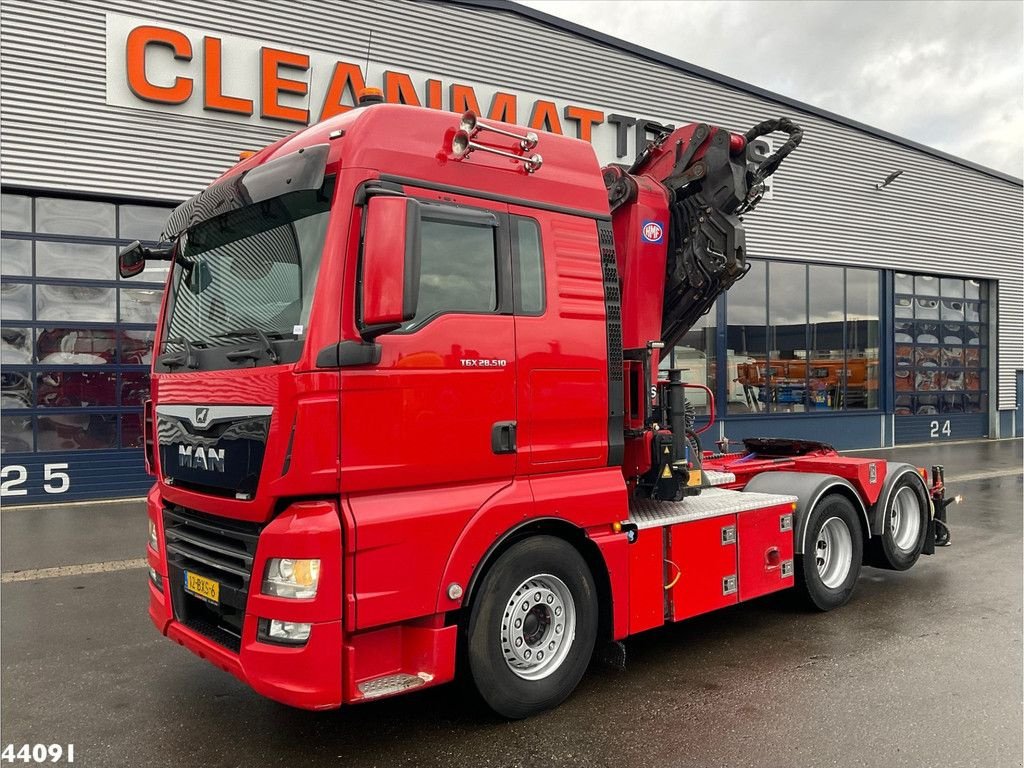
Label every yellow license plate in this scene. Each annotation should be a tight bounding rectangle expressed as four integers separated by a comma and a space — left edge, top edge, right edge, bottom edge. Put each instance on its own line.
184, 571, 220, 604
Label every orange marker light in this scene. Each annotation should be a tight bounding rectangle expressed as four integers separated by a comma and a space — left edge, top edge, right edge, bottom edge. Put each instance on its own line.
238, 150, 256, 160
612, 521, 623, 533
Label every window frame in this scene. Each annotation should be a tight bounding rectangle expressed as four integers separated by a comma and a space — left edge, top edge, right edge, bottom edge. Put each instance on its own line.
510, 214, 546, 317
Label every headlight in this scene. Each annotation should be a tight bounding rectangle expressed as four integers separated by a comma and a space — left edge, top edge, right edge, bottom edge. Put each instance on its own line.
262, 558, 320, 599
148, 519, 158, 551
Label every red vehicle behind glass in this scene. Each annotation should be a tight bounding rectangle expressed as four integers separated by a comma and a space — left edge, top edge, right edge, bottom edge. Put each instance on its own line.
121, 94, 955, 718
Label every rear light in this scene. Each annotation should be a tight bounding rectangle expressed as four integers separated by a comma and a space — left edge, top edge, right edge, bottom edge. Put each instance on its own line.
143, 399, 155, 475
729, 133, 747, 155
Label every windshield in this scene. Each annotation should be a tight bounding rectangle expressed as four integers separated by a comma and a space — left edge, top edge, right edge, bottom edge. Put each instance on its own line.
160, 178, 333, 365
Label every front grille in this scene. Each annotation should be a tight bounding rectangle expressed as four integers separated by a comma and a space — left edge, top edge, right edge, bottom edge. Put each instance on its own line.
163, 504, 262, 652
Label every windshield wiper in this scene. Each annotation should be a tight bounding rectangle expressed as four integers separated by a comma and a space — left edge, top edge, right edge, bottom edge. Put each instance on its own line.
159, 337, 202, 370
216, 327, 281, 364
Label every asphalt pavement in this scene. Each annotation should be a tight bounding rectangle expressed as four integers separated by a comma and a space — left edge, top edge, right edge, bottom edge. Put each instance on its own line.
2, 439, 1021, 768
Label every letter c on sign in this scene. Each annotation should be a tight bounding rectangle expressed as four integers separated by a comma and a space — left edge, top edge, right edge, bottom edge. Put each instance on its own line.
126, 25, 193, 104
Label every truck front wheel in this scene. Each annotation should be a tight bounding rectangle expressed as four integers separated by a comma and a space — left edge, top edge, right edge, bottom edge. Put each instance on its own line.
796, 494, 863, 611
467, 536, 598, 719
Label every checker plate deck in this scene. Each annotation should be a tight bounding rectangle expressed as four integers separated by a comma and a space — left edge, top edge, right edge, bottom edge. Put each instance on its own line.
629, 487, 798, 529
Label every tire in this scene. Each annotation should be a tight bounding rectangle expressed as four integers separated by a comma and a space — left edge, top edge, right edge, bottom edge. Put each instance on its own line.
466, 536, 598, 719
868, 476, 929, 571
796, 494, 863, 611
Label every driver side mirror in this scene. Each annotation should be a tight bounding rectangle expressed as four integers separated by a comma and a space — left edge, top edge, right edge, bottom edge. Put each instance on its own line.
360, 196, 421, 337
118, 241, 146, 278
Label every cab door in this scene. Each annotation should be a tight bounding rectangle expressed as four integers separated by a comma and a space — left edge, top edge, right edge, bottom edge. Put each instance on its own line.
341, 188, 516, 495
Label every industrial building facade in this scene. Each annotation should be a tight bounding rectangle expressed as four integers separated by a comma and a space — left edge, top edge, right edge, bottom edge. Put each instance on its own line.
1, 0, 1021, 503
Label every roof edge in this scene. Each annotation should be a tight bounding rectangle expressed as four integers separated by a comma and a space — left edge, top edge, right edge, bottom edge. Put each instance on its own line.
454, 0, 1023, 187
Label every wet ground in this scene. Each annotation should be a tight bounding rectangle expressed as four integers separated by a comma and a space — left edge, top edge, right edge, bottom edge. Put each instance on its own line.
2, 439, 1021, 768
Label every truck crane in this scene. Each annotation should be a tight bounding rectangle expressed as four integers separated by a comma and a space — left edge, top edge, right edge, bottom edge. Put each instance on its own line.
120, 91, 955, 719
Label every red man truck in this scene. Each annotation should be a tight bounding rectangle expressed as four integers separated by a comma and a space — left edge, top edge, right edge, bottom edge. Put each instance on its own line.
121, 91, 956, 718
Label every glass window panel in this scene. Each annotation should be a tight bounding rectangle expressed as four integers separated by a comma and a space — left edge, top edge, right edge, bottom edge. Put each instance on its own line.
35, 327, 117, 364
895, 295, 913, 319
36, 241, 116, 280
36, 370, 117, 408
808, 265, 844, 411
1, 238, 32, 275
121, 413, 144, 448
675, 299, 717, 415
965, 280, 982, 300
894, 394, 914, 416
941, 322, 964, 345
964, 348, 981, 368
121, 372, 150, 406
1, 415, 33, 453
514, 217, 544, 314
939, 393, 964, 413
895, 273, 914, 293
1, 327, 32, 364
119, 287, 163, 324
35, 197, 115, 238
1, 194, 32, 232
965, 324, 982, 345
118, 205, 173, 242
768, 264, 809, 414
940, 278, 964, 298
940, 370, 964, 391
940, 299, 965, 322
846, 268, 879, 409
36, 283, 115, 322
405, 219, 497, 330
964, 369, 983, 391
1, 282, 32, 320
38, 414, 117, 451
726, 260, 766, 414
121, 329, 156, 365
915, 320, 940, 344
2, 369, 33, 409
964, 393, 987, 413
914, 297, 939, 320
915, 275, 939, 296
963, 301, 982, 323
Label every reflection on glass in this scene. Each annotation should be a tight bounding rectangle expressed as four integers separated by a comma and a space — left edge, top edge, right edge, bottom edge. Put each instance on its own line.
36, 284, 115, 322
121, 413, 144, 448
846, 268, 879, 409
915, 297, 939, 319
1, 282, 32, 320
1, 370, 32, 408
727, 260, 766, 414
807, 265, 844, 410
965, 280, 982, 300
915, 275, 938, 296
768, 262, 807, 413
35, 197, 115, 238
940, 278, 964, 298
1, 415, 33, 453
118, 205, 173, 242
38, 414, 117, 451
120, 373, 150, 406
895, 295, 913, 318
1, 239, 32, 275
673, 299, 717, 415
36, 241, 116, 281
119, 288, 163, 324
1, 327, 32, 364
895, 273, 914, 294
120, 330, 155, 365
36, 370, 117, 408
1, 194, 32, 233
35, 328, 117, 364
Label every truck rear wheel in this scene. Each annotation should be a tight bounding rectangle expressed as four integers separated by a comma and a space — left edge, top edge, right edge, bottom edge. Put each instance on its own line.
869, 476, 928, 570
796, 494, 863, 611
467, 536, 598, 719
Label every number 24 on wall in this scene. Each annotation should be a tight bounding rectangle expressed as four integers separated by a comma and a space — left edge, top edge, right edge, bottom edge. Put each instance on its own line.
930, 420, 952, 438
0, 464, 70, 497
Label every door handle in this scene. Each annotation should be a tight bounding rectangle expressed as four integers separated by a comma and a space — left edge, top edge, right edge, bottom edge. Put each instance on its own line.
492, 421, 517, 454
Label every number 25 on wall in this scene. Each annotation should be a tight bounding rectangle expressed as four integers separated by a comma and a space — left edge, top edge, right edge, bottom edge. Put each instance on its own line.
930, 419, 952, 438
0, 463, 70, 497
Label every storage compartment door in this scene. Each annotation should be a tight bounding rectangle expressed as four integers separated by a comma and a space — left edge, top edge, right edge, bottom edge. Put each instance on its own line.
668, 515, 738, 622
737, 503, 795, 602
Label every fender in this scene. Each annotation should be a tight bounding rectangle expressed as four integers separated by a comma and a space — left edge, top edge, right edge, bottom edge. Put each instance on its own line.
743, 471, 869, 555
869, 462, 932, 536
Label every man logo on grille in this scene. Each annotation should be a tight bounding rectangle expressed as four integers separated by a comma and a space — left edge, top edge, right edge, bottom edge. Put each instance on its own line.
195, 407, 210, 426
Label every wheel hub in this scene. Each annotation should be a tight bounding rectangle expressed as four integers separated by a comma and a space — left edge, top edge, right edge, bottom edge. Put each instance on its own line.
500, 574, 576, 681
815, 516, 853, 589
890, 486, 922, 552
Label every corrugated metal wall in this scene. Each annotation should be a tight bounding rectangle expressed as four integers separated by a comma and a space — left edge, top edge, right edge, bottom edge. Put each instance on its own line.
1, 0, 1021, 409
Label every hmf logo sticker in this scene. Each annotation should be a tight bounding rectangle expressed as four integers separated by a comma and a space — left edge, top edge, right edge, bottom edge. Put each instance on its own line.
641, 221, 664, 243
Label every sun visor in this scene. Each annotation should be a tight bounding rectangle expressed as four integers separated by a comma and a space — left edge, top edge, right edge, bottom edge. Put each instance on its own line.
161, 143, 330, 240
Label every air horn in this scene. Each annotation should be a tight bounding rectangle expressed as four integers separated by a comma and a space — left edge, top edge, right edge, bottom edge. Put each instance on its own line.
451, 111, 543, 173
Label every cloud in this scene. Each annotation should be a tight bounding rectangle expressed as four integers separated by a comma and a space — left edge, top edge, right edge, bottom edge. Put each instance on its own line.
517, 0, 1023, 176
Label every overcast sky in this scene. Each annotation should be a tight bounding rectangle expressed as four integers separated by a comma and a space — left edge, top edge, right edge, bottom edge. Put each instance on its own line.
518, 0, 1023, 177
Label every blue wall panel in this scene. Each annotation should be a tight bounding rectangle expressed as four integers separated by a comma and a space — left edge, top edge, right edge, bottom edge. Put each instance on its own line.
0, 449, 152, 504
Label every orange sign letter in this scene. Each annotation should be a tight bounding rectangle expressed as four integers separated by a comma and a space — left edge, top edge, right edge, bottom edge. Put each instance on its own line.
126, 25, 193, 104
260, 47, 310, 124
320, 61, 365, 120
203, 37, 252, 115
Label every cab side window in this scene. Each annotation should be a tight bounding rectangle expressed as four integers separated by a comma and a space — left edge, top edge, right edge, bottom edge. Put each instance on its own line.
513, 216, 544, 315
404, 213, 498, 331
